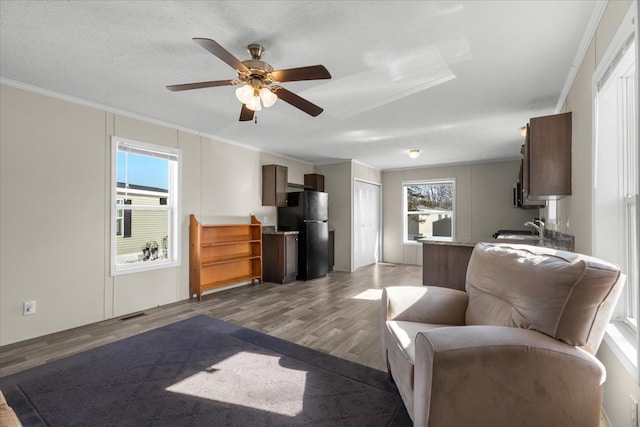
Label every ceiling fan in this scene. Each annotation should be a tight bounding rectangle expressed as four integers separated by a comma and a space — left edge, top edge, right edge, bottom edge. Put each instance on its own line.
166, 38, 331, 121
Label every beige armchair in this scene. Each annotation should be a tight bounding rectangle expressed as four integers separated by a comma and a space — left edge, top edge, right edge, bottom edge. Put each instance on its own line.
382, 242, 625, 427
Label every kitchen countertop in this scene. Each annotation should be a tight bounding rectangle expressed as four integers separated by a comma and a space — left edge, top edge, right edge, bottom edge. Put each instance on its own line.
262, 227, 299, 235
419, 230, 574, 252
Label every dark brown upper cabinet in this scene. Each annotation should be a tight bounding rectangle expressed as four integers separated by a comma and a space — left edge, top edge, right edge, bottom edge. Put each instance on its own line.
304, 174, 325, 192
523, 112, 572, 200
262, 164, 288, 207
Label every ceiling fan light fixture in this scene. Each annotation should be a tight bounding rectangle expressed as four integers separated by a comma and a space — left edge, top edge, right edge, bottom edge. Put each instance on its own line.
259, 87, 278, 108
235, 84, 255, 104
245, 95, 262, 112
167, 38, 331, 121
409, 149, 420, 158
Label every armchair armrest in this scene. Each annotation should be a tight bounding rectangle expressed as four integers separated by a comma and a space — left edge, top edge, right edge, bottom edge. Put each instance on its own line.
382, 286, 467, 325
413, 325, 605, 427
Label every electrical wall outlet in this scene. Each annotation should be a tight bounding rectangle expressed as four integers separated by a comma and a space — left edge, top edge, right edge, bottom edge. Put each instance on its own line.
23, 300, 36, 315
631, 395, 638, 427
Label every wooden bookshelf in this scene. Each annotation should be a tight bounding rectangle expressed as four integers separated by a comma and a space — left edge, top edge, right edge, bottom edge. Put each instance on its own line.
190, 214, 262, 300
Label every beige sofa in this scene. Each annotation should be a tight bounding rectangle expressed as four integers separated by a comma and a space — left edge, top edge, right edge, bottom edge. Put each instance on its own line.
382, 242, 625, 427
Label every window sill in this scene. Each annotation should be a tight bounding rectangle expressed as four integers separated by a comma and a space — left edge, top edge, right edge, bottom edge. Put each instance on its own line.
603, 321, 638, 380
111, 259, 181, 276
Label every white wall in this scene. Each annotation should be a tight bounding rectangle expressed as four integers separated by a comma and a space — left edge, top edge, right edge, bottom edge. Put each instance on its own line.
550, 1, 640, 425
381, 160, 535, 265
1, 85, 107, 344
352, 161, 382, 184
0, 83, 311, 346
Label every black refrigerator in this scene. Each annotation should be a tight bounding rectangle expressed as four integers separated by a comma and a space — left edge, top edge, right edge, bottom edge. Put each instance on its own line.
277, 191, 329, 280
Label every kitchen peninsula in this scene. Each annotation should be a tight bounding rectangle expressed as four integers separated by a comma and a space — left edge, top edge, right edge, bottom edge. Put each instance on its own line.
421, 231, 575, 290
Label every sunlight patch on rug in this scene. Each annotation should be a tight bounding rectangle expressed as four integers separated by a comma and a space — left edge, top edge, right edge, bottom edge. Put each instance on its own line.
166, 351, 307, 417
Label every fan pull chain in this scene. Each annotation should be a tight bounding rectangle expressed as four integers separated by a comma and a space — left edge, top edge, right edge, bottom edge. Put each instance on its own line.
254, 114, 258, 124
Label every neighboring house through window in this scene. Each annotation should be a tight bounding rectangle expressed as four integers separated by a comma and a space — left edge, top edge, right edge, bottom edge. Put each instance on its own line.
403, 180, 455, 243
111, 136, 181, 275
116, 198, 124, 237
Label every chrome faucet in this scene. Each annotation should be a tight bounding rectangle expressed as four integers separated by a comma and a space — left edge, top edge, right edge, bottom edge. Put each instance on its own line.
524, 220, 545, 240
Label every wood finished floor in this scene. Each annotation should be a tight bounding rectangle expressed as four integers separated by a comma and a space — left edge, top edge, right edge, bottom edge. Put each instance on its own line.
0, 263, 421, 378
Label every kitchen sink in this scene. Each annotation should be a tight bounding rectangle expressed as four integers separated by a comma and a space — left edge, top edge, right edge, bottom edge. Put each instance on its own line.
493, 229, 539, 241
496, 234, 540, 241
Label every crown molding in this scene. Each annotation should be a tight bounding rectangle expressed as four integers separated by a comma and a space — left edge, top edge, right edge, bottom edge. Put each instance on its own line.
0, 77, 262, 153
555, 0, 608, 112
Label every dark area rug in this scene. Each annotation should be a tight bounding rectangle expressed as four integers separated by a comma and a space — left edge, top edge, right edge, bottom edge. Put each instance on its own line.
0, 315, 410, 426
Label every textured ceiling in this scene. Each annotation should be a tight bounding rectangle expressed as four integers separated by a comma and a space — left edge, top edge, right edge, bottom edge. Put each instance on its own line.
0, 1, 600, 170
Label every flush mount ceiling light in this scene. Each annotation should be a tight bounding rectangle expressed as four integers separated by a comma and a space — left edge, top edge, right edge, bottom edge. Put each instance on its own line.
409, 149, 420, 158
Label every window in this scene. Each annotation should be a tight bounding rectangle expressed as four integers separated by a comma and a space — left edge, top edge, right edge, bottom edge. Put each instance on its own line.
403, 180, 455, 243
547, 199, 558, 226
594, 35, 638, 341
111, 136, 181, 275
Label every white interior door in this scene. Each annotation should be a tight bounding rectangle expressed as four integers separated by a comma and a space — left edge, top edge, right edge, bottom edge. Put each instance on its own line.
354, 180, 381, 269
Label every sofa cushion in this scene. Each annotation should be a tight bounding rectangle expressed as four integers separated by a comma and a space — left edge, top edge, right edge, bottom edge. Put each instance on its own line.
465, 243, 622, 347
385, 321, 449, 419
387, 321, 450, 365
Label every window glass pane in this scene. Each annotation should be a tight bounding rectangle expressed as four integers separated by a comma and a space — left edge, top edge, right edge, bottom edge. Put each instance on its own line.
407, 212, 453, 240
406, 183, 453, 212
547, 199, 558, 225
116, 210, 169, 264
117, 151, 169, 191
627, 200, 638, 320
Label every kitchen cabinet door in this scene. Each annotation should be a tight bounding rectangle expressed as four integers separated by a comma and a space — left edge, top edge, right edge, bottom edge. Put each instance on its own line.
263, 233, 298, 284
304, 174, 325, 192
284, 234, 298, 283
262, 164, 288, 207
524, 112, 572, 199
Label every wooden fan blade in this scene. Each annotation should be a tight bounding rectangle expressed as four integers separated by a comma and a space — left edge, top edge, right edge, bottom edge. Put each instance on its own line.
270, 65, 331, 83
273, 87, 323, 117
193, 38, 250, 72
166, 80, 236, 91
239, 104, 255, 121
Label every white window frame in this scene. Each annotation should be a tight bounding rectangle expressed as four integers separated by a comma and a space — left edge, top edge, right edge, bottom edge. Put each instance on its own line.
110, 136, 181, 276
592, 3, 639, 381
402, 179, 455, 244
